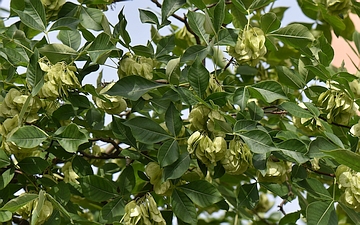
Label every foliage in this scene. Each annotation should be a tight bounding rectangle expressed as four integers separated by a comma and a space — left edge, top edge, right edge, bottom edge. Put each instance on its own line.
1, 0, 360, 224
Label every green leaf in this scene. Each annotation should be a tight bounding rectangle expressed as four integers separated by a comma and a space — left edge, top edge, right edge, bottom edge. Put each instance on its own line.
155, 35, 175, 59
239, 130, 274, 154
323, 149, 360, 172
188, 58, 210, 97
114, 8, 129, 43
237, 183, 259, 209
187, 11, 209, 44
117, 166, 135, 196
308, 137, 339, 158
79, 175, 117, 202
0, 169, 14, 190
354, 31, 360, 55
101, 197, 125, 222
26, 48, 44, 96
261, 12, 280, 33
161, 0, 186, 24
233, 120, 257, 132
324, 132, 344, 149
249, 81, 288, 103
87, 32, 116, 64
280, 102, 313, 118
106, 75, 167, 101
171, 189, 197, 224
306, 201, 337, 225
8, 126, 48, 148
38, 43, 78, 64
46, 193, 73, 223
166, 58, 180, 85
79, 7, 103, 31
213, 0, 225, 33
165, 103, 183, 136
57, 30, 81, 50
0, 151, 10, 168
233, 87, 249, 111
163, 152, 190, 180
31, 190, 46, 225
158, 140, 180, 168
248, 0, 274, 10
18, 157, 50, 174
0, 210, 11, 222
111, 116, 137, 148
181, 45, 210, 63
124, 117, 171, 144
215, 28, 238, 46
131, 45, 154, 58
275, 139, 309, 164
279, 211, 301, 225
13, 0, 46, 32
276, 66, 306, 89
54, 124, 89, 153
72, 155, 93, 176
1, 193, 38, 212
339, 202, 360, 224
179, 180, 222, 208
139, 9, 159, 26
297, 178, 332, 200
269, 24, 315, 48
49, 17, 80, 31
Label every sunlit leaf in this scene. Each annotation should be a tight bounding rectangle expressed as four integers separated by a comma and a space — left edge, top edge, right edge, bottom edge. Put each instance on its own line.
79, 175, 117, 202
8, 126, 48, 149
0, 169, 14, 190
106, 75, 167, 101
269, 24, 315, 48
54, 124, 89, 153
163, 152, 190, 180
238, 130, 275, 154
307, 201, 337, 225
1, 194, 38, 212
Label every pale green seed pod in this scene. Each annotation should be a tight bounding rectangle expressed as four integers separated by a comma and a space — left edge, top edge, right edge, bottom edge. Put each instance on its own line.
327, 0, 352, 16
188, 105, 211, 131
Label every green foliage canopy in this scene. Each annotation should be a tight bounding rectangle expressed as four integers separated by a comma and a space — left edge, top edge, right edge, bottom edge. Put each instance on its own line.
1, 0, 360, 224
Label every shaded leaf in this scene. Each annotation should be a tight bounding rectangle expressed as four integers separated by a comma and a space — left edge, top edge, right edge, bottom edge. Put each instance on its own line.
124, 117, 171, 144
163, 152, 190, 180
102, 197, 125, 222
276, 66, 306, 89
117, 166, 135, 196
26, 48, 44, 96
249, 81, 288, 103
188, 58, 210, 97
307, 201, 337, 225
79, 175, 117, 202
0, 151, 10, 168
187, 11, 209, 44
13, 0, 46, 32
237, 183, 259, 209
323, 149, 360, 172
171, 189, 197, 224
179, 180, 222, 207
18, 157, 50, 174
49, 17, 80, 31
261, 12, 280, 33
161, 0, 186, 24
280, 102, 313, 118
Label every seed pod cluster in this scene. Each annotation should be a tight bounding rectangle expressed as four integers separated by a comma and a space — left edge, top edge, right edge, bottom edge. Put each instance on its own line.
221, 138, 252, 175
336, 165, 360, 211
118, 54, 154, 80
0, 88, 42, 123
227, 27, 267, 66
61, 161, 80, 184
187, 131, 227, 166
145, 162, 172, 195
293, 116, 324, 136
258, 160, 291, 183
121, 193, 166, 225
327, 0, 352, 16
351, 120, 360, 137
40, 0, 66, 21
317, 89, 357, 125
94, 82, 127, 115
16, 196, 53, 225
38, 59, 81, 99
